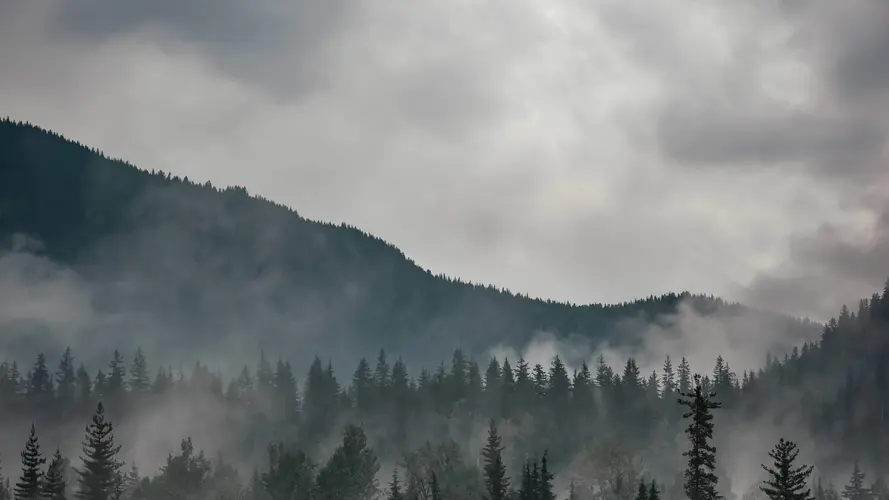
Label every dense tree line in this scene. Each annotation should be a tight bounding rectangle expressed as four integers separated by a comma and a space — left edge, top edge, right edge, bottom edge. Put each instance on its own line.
0, 117, 818, 370
2, 278, 888, 479
0, 366, 874, 500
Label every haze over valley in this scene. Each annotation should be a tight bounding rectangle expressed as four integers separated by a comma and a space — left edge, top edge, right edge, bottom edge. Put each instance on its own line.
1, 1, 889, 500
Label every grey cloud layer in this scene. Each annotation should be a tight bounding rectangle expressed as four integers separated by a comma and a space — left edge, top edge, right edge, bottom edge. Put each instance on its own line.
0, 0, 887, 321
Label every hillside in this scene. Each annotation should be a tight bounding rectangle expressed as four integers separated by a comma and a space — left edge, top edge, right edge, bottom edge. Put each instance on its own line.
0, 118, 816, 369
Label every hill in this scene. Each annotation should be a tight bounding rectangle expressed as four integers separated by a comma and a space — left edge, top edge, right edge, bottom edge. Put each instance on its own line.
0, 118, 817, 370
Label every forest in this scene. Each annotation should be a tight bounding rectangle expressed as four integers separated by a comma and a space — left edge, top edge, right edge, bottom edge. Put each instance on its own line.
0, 118, 818, 371
1, 282, 889, 500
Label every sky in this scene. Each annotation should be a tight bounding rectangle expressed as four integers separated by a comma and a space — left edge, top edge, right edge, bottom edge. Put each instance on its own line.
0, 0, 887, 322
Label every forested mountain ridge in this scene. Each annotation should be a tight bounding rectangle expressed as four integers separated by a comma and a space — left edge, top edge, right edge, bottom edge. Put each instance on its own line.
0, 118, 816, 370
0, 282, 888, 500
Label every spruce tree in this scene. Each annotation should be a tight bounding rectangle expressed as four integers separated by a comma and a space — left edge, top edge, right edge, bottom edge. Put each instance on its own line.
537, 452, 554, 500
56, 348, 77, 405
386, 470, 403, 500
481, 420, 509, 500
429, 472, 441, 500
15, 425, 46, 500
649, 481, 660, 500
128, 349, 150, 394
519, 464, 533, 500
840, 462, 869, 500
760, 439, 814, 500
636, 481, 649, 500
75, 403, 123, 500
678, 374, 722, 500
43, 450, 67, 500
313, 424, 379, 500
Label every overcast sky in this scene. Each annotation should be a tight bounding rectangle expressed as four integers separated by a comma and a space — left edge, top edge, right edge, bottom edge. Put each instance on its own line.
0, 0, 887, 321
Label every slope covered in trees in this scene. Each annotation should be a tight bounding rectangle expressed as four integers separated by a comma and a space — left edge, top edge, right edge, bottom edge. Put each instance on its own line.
1, 280, 889, 500
0, 118, 817, 370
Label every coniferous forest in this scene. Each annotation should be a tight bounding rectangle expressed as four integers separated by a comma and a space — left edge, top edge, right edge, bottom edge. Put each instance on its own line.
1, 282, 889, 500
2, 119, 889, 500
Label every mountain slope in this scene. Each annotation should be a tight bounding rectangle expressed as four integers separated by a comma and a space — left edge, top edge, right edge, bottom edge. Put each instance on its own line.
0, 118, 817, 370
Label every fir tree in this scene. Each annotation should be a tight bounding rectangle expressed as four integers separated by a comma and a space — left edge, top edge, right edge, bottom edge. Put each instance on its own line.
119, 464, 139, 500
679, 374, 722, 500
760, 439, 814, 500
43, 449, 67, 500
636, 481, 649, 500
106, 352, 126, 398
481, 420, 509, 500
649, 481, 661, 500
56, 348, 77, 405
840, 462, 869, 500
429, 472, 441, 500
386, 469, 403, 500
128, 349, 150, 394
313, 425, 379, 500
75, 403, 123, 500
15, 425, 46, 500
519, 463, 533, 500
537, 452, 554, 500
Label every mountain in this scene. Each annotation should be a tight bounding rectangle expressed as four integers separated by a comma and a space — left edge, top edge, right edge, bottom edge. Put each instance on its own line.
0, 118, 817, 370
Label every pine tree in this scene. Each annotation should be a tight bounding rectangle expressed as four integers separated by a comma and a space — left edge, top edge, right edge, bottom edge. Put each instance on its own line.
15, 425, 46, 500
840, 462, 869, 500
313, 424, 379, 500
429, 472, 441, 500
28, 355, 52, 402
679, 374, 722, 500
636, 481, 649, 500
519, 464, 533, 500
386, 469, 403, 500
75, 403, 123, 500
481, 420, 509, 500
537, 452, 554, 500
106, 351, 126, 398
43, 450, 67, 500
56, 348, 77, 405
129, 349, 150, 394
649, 481, 660, 500
760, 439, 814, 500
120, 464, 139, 500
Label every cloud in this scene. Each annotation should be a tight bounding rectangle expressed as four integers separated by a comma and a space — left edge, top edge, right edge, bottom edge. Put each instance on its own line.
0, 0, 887, 324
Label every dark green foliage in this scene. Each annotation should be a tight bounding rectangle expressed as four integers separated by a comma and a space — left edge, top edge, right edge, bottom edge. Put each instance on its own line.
0, 119, 816, 372
56, 348, 76, 406
648, 481, 660, 500
679, 374, 722, 500
482, 420, 509, 500
760, 439, 814, 500
313, 425, 379, 500
15, 425, 46, 500
261, 444, 314, 500
142, 439, 211, 500
841, 462, 869, 500
43, 449, 67, 500
75, 403, 123, 500
128, 349, 150, 394
429, 472, 442, 500
636, 481, 648, 500
386, 470, 403, 500
537, 452, 554, 500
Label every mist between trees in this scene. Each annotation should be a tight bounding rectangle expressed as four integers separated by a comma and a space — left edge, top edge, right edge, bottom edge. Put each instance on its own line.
1, 280, 889, 500
0, 365, 871, 500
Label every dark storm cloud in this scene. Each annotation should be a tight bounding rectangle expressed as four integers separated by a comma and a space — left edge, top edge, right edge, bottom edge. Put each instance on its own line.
2, 0, 887, 324
655, 1, 889, 176
658, 105, 883, 169
48, 0, 356, 96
